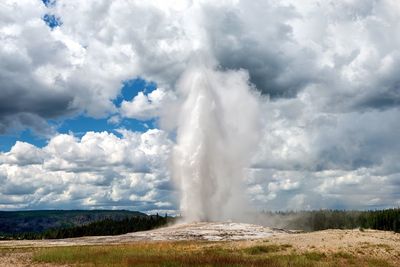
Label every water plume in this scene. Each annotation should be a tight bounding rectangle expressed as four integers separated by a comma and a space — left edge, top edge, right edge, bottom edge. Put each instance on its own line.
171, 58, 261, 222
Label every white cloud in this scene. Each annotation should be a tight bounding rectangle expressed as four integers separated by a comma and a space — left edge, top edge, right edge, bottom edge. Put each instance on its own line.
107, 115, 121, 125
0, 129, 175, 212
2, 0, 400, 123
120, 88, 175, 120
246, 168, 399, 211
2, 0, 400, 114
1, 0, 400, 211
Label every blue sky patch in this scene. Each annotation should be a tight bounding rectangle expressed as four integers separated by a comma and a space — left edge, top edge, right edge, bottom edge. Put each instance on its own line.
0, 77, 159, 152
0, 115, 155, 152
42, 0, 56, 8
114, 78, 157, 107
43, 14, 62, 29
0, 130, 47, 152
57, 115, 152, 137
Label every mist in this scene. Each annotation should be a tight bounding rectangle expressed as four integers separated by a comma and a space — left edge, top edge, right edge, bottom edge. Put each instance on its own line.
170, 57, 261, 222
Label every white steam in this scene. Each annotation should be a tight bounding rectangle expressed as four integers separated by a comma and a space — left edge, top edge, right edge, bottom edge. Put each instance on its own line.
171, 59, 261, 222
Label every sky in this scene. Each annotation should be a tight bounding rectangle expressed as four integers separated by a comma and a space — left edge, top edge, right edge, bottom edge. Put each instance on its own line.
0, 0, 399, 213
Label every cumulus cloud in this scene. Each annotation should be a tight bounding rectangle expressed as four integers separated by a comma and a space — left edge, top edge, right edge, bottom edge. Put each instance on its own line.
120, 88, 175, 120
248, 95, 400, 210
0, 129, 175, 212
1, 0, 400, 211
3, 0, 400, 123
0, 0, 74, 134
246, 167, 400, 211
254, 99, 400, 172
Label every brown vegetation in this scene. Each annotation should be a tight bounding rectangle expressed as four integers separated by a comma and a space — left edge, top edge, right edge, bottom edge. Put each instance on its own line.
0, 228, 399, 266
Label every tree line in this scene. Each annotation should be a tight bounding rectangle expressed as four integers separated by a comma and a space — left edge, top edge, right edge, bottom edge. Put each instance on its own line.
0, 214, 171, 240
264, 208, 400, 232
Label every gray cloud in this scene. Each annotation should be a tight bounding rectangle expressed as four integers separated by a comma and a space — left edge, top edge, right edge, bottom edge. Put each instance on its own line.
246, 167, 400, 211
254, 99, 400, 171
207, 0, 400, 112
4, 0, 400, 132
1, 0, 400, 211
203, 2, 314, 98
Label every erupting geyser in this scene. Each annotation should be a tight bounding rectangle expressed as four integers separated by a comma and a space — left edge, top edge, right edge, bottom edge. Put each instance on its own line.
172, 59, 261, 222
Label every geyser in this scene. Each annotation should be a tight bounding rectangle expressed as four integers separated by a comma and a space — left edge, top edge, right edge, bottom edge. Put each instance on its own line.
172, 61, 261, 222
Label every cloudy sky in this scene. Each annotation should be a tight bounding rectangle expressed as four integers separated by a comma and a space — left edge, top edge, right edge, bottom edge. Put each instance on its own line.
1, 0, 399, 213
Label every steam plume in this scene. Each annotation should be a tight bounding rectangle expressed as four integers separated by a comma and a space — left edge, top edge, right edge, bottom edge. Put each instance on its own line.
172, 58, 261, 222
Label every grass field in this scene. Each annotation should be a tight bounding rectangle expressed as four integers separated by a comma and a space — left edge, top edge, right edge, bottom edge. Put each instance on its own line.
1, 227, 398, 266
31, 241, 393, 267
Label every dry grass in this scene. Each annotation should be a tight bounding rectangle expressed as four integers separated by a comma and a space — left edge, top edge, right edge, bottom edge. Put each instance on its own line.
31, 241, 394, 267
2, 228, 398, 266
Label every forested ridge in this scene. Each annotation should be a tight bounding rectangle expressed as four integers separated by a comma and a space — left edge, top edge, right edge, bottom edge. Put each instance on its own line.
0, 213, 170, 240
264, 208, 400, 232
0, 210, 146, 234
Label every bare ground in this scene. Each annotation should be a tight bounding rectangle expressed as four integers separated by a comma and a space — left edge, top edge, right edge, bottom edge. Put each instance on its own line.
1, 222, 399, 266
270, 228, 400, 263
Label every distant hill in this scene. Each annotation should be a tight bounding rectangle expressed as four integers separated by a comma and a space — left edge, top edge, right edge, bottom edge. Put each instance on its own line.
0, 210, 146, 234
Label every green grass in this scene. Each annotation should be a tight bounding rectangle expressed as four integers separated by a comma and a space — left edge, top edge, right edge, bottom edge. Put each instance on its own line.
303, 251, 326, 261
31, 241, 395, 267
243, 244, 292, 254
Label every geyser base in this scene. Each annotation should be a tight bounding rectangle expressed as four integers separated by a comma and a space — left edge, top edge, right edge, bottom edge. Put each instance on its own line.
125, 221, 289, 241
